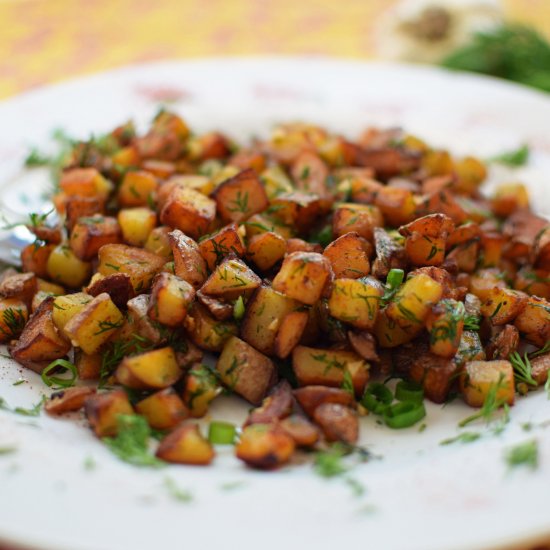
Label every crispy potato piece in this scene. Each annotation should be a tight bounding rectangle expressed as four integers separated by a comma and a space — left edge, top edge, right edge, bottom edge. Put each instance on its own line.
530, 353, 550, 386
69, 215, 122, 261
0, 272, 37, 307
51, 292, 94, 338
373, 308, 419, 348
0, 299, 28, 343
126, 294, 163, 344
279, 415, 319, 447
31, 291, 54, 312
269, 192, 325, 234
456, 330, 486, 364
135, 388, 189, 430
98, 243, 165, 292
45, 387, 96, 415
118, 170, 158, 207
85, 273, 135, 309
65, 196, 105, 231
118, 208, 157, 247
212, 168, 269, 224
285, 238, 323, 254
184, 302, 238, 352
313, 403, 359, 444
85, 390, 134, 438
246, 231, 287, 271
374, 187, 416, 227
216, 336, 276, 405
332, 203, 383, 241
144, 226, 172, 258
327, 278, 382, 330
480, 288, 528, 325
200, 256, 261, 300
323, 232, 371, 279
156, 423, 214, 465
292, 346, 368, 396
235, 424, 295, 470
514, 296, 550, 347
20, 243, 55, 279
485, 324, 519, 360
347, 330, 379, 362
244, 381, 294, 427
409, 350, 458, 404
514, 267, 550, 300
196, 290, 233, 321
479, 231, 506, 268
47, 244, 92, 288
291, 150, 329, 196
181, 364, 222, 418
75, 350, 102, 380
371, 227, 407, 279
416, 190, 468, 225
168, 229, 207, 289
460, 360, 515, 408
116, 347, 182, 390
147, 272, 195, 327
491, 183, 529, 217
199, 223, 246, 271
9, 297, 71, 372
272, 252, 332, 306
293, 385, 354, 417
64, 293, 123, 354
532, 226, 550, 270
273, 310, 309, 359
426, 299, 464, 358
160, 186, 216, 239
60, 167, 113, 198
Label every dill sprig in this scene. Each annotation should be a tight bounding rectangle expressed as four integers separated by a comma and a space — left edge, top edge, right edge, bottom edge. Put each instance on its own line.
504, 439, 538, 470
490, 144, 530, 167
509, 351, 538, 389
463, 314, 480, 331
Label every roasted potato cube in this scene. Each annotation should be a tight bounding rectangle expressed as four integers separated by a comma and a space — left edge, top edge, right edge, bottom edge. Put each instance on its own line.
373, 308, 418, 348
51, 292, 94, 338
20, 243, 54, 279
160, 186, 216, 239
47, 244, 92, 288
116, 346, 182, 390
144, 226, 172, 258
9, 297, 71, 372
69, 215, 122, 261
332, 203, 383, 241
530, 353, 550, 386
246, 231, 287, 271
371, 227, 407, 279
479, 232, 506, 268
118, 208, 157, 247
0, 272, 37, 306
235, 424, 295, 470
118, 170, 158, 207
75, 350, 102, 380
460, 360, 515, 408
293, 385, 354, 417
386, 273, 443, 329
181, 364, 222, 417
184, 302, 238, 351
60, 167, 113, 198
212, 168, 269, 223
323, 232, 371, 279
327, 278, 382, 330
454, 156, 487, 194
65, 195, 105, 231
456, 330, 486, 364
269, 191, 324, 233
85, 272, 135, 309
84, 389, 134, 438
532, 226, 550, 270
486, 324, 519, 360
292, 346, 369, 396
200, 256, 261, 300
156, 423, 214, 465
514, 267, 550, 300
147, 272, 195, 327
313, 403, 359, 444
273, 310, 309, 359
468, 268, 507, 302
135, 388, 189, 430
491, 183, 529, 217
347, 330, 379, 362
196, 290, 234, 320
291, 150, 329, 196
272, 252, 332, 306
480, 288, 528, 325
168, 229, 208, 289
514, 296, 550, 347
198, 223, 246, 271
98, 244, 165, 292
45, 387, 96, 415
0, 299, 28, 343
426, 299, 465, 358
374, 187, 416, 227
279, 415, 319, 447
126, 294, 163, 345
216, 336, 276, 405
409, 351, 458, 403
244, 381, 294, 427
64, 293, 124, 354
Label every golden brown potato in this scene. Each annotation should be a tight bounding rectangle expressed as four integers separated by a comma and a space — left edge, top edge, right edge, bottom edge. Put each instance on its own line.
60, 167, 112, 198
373, 308, 419, 348
118, 208, 157, 247
426, 299, 464, 358
84, 389, 134, 438
371, 227, 408, 279
268, 192, 324, 234
51, 292, 94, 338
184, 302, 238, 352
199, 223, 246, 271
118, 170, 158, 207
45, 387, 96, 415
168, 229, 207, 289
491, 183, 529, 217
244, 380, 294, 427
293, 385, 354, 417
216, 336, 276, 405
85, 273, 135, 309
374, 186, 416, 226
485, 324, 519, 360
514, 296, 550, 346
147, 272, 195, 327
75, 350, 102, 380
530, 352, 550, 386
332, 203, 383, 241
347, 330, 379, 362
480, 287, 528, 325
69, 215, 122, 261
0, 272, 37, 306
20, 243, 55, 279
144, 226, 172, 258
278, 415, 319, 447
135, 388, 189, 430
409, 350, 458, 404
532, 226, 550, 270
246, 231, 287, 272
156, 423, 214, 465
460, 360, 515, 408
323, 232, 371, 279
273, 310, 309, 359
313, 403, 359, 444
126, 294, 164, 345
235, 424, 295, 469
47, 244, 92, 289
65, 195, 105, 232
291, 150, 329, 196
181, 364, 222, 417
200, 256, 261, 300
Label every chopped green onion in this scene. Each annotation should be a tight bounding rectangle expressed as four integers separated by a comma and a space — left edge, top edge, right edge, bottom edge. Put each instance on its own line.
233, 296, 245, 321
387, 268, 404, 289
41, 359, 78, 388
361, 382, 393, 414
395, 380, 424, 404
383, 401, 426, 429
208, 421, 237, 445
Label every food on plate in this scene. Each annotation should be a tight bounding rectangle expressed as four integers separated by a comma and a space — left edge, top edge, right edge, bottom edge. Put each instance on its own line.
3, 112, 550, 470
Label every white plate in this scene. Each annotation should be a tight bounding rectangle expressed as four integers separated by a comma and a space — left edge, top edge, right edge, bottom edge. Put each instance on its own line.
0, 58, 550, 550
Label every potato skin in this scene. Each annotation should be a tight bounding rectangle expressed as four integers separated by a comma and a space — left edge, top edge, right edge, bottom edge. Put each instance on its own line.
156, 423, 214, 465
69, 215, 122, 261
235, 424, 295, 470
244, 380, 294, 427
168, 229, 207, 289
84, 390, 134, 438
293, 385, 354, 418
45, 387, 96, 415
313, 403, 359, 444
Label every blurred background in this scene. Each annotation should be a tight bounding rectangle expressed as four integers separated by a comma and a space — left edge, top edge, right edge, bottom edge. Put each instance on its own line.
1, 0, 550, 99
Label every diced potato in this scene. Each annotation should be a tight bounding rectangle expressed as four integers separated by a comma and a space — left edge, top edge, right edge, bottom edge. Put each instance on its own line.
116, 346, 182, 390
279, 415, 319, 447
142, 159, 176, 179
147, 272, 195, 327
118, 208, 157, 247
64, 293, 124, 354
479, 232, 506, 268
0, 298, 28, 343
47, 244, 92, 289
454, 156, 487, 194
533, 226, 550, 270
198, 223, 245, 271
97, 243, 165, 292
184, 302, 238, 352
514, 267, 550, 300
273, 310, 309, 359
480, 288, 528, 325
409, 350, 458, 403
216, 336, 276, 405
182, 364, 222, 417
332, 203, 383, 241
20, 243, 55, 279
373, 308, 418, 348
84, 390, 134, 438
75, 350, 102, 380
386, 273, 443, 329
268, 192, 324, 234
293, 385, 354, 417
160, 186, 216, 239
468, 268, 507, 302
118, 170, 158, 207
313, 403, 358, 444
426, 299, 464, 358
36, 279, 65, 295
491, 183, 529, 217
514, 296, 550, 346
486, 324, 519, 360
460, 360, 515, 408
85, 272, 135, 309
530, 353, 550, 386
45, 386, 96, 415
244, 381, 293, 426
135, 388, 189, 430
9, 297, 71, 372
285, 238, 322, 254
156, 423, 214, 465
235, 424, 295, 469
51, 292, 94, 338
327, 278, 382, 330
259, 165, 293, 199
200, 256, 261, 300
272, 252, 332, 305
196, 290, 233, 320
323, 232, 371, 279
212, 168, 269, 223
374, 187, 416, 226
168, 229, 208, 289
0, 272, 37, 306
292, 345, 369, 396
69, 215, 122, 261
291, 150, 329, 196
246, 231, 287, 271
60, 167, 113, 198
65, 196, 105, 231
144, 226, 172, 258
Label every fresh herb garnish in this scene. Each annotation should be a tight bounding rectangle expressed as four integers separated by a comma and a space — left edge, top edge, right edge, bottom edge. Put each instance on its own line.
0, 446, 17, 455
41, 359, 78, 389
509, 351, 538, 390
314, 443, 349, 477
0, 395, 46, 417
490, 144, 530, 167
164, 477, 193, 503
504, 439, 538, 470
440, 432, 481, 445
458, 374, 509, 428
463, 314, 480, 331
233, 296, 245, 321
381, 268, 404, 306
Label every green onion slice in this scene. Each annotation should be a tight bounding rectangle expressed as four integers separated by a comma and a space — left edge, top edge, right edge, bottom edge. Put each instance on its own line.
383, 401, 426, 429
361, 382, 393, 414
208, 421, 237, 445
395, 380, 424, 404
41, 359, 78, 388
233, 296, 245, 321
386, 268, 404, 289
